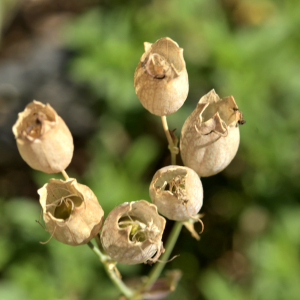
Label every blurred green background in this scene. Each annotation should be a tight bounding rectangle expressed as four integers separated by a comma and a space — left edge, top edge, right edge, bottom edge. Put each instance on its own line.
1, 0, 300, 299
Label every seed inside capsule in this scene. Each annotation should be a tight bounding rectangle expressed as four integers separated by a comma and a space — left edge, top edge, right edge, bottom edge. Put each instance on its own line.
118, 216, 147, 243
155, 168, 188, 202
54, 195, 82, 220
162, 175, 186, 200
25, 112, 48, 138
146, 53, 169, 79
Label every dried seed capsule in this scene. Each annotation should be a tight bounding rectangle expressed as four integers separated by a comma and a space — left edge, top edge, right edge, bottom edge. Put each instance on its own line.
180, 89, 244, 177
12, 101, 74, 173
134, 37, 189, 116
38, 178, 104, 246
100, 200, 166, 265
149, 166, 203, 222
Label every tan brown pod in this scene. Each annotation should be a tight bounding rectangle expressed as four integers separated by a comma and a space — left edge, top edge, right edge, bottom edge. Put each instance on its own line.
12, 101, 74, 173
100, 200, 166, 265
180, 89, 245, 177
134, 37, 189, 116
149, 166, 203, 222
38, 178, 104, 246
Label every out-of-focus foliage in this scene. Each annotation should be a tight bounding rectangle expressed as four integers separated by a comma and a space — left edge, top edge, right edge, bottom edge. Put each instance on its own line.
199, 206, 300, 300
1, 0, 300, 299
0, 198, 123, 300
63, 0, 300, 205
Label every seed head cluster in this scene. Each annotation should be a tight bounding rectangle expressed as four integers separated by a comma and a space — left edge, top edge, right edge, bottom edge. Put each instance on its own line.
12, 36, 245, 281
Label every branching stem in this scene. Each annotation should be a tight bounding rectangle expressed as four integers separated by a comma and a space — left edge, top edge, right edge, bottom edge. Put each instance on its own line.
87, 241, 136, 299
134, 116, 184, 293
87, 116, 182, 299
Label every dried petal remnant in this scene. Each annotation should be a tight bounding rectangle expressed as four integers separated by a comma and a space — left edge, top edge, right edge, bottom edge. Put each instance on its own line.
180, 90, 244, 177
134, 37, 189, 116
12, 101, 74, 173
38, 178, 104, 246
101, 200, 166, 265
149, 166, 203, 221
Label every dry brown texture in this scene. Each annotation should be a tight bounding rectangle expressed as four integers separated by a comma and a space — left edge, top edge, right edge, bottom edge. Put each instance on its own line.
12, 101, 74, 173
149, 166, 203, 221
38, 178, 104, 246
180, 90, 242, 177
134, 37, 189, 116
100, 200, 166, 265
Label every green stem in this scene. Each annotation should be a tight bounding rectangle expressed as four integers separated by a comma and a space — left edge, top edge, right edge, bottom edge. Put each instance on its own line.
95, 233, 106, 254
142, 221, 183, 291
87, 240, 107, 262
87, 241, 135, 299
137, 116, 183, 293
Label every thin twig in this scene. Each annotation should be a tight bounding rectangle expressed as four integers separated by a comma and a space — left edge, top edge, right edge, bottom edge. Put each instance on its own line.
161, 116, 178, 165
61, 170, 69, 180
87, 241, 136, 299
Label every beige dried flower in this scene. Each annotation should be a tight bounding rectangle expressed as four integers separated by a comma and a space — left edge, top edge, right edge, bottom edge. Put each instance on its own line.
38, 178, 104, 246
134, 37, 189, 116
100, 200, 166, 265
180, 89, 244, 177
149, 166, 203, 222
12, 101, 74, 173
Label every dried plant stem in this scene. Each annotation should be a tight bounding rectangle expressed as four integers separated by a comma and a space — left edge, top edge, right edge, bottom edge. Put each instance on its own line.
161, 116, 178, 165
142, 221, 183, 292
137, 116, 184, 292
87, 241, 136, 299
61, 170, 69, 180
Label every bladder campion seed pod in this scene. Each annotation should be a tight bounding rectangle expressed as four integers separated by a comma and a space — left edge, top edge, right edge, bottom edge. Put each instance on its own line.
180, 89, 245, 177
100, 200, 166, 265
149, 166, 203, 222
134, 37, 189, 116
38, 178, 104, 246
12, 101, 74, 173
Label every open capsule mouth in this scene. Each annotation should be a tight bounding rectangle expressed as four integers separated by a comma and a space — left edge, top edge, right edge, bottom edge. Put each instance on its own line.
15, 102, 56, 140
162, 175, 186, 199
25, 112, 48, 138
200, 92, 238, 127
154, 168, 188, 201
201, 103, 219, 123
44, 181, 84, 221
118, 216, 148, 243
151, 37, 185, 73
117, 215, 162, 264
145, 53, 169, 79
53, 195, 83, 220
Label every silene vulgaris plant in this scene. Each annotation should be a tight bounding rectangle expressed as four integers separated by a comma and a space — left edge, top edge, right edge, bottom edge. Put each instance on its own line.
13, 37, 245, 300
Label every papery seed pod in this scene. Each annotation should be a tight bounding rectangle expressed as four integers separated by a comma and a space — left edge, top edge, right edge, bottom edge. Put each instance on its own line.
38, 178, 104, 246
12, 101, 74, 173
100, 200, 166, 265
149, 166, 203, 222
180, 89, 244, 177
142, 270, 182, 300
134, 37, 189, 116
